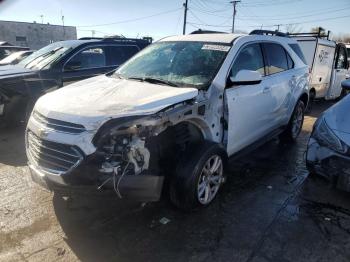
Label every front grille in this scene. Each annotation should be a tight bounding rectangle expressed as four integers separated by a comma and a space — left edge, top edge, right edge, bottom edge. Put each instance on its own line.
27, 131, 83, 174
33, 111, 86, 134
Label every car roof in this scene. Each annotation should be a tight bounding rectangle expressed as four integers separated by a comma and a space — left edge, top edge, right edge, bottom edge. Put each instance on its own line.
160, 33, 244, 44
159, 33, 300, 45
56, 39, 150, 49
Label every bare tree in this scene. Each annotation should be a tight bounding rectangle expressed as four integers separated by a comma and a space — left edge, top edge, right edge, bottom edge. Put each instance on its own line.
310, 26, 328, 37
284, 24, 302, 34
333, 33, 350, 43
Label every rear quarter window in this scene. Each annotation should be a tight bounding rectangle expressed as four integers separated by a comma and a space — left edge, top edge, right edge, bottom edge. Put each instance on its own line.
289, 43, 307, 65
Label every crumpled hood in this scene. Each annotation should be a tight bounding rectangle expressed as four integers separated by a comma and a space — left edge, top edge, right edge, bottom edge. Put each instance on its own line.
324, 94, 350, 134
35, 75, 198, 130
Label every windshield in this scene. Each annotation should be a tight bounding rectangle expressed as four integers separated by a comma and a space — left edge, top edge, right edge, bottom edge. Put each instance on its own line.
18, 41, 73, 69
116, 41, 230, 88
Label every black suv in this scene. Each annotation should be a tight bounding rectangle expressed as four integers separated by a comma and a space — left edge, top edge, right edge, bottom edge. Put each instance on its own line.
0, 37, 151, 126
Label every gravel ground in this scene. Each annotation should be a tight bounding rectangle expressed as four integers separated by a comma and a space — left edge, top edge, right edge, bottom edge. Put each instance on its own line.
1, 101, 350, 262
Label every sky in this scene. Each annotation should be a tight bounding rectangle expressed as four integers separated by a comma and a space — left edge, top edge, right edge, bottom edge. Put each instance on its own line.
0, 0, 349, 40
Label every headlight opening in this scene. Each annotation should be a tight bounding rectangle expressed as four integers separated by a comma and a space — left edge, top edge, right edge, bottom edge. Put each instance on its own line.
314, 118, 347, 154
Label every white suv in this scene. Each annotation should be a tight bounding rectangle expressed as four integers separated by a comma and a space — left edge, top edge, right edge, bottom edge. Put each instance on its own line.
26, 30, 309, 210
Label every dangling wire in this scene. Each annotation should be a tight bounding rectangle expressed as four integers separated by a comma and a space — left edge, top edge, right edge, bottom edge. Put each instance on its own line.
114, 161, 131, 198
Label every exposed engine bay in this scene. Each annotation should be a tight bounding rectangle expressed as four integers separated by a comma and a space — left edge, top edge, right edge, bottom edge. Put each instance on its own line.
93, 100, 208, 199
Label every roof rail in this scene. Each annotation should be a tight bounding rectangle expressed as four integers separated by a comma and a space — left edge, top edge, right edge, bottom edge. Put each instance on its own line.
287, 28, 331, 40
79, 36, 153, 44
101, 36, 153, 44
190, 29, 227, 34
249, 30, 289, 37
78, 37, 104, 40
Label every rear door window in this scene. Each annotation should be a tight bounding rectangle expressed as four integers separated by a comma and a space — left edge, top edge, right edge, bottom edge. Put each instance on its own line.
231, 43, 265, 77
263, 43, 290, 75
107, 45, 140, 66
65, 47, 106, 71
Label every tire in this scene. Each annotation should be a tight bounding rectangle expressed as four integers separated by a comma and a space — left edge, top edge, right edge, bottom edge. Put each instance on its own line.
2, 96, 28, 127
280, 100, 305, 142
337, 88, 349, 101
170, 141, 227, 211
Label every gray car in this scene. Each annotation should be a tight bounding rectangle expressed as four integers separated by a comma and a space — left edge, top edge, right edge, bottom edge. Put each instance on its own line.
306, 80, 350, 191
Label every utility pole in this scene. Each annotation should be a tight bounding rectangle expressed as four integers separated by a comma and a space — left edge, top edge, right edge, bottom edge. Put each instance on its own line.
40, 15, 44, 24
276, 24, 281, 31
182, 0, 188, 35
61, 11, 65, 38
230, 1, 241, 33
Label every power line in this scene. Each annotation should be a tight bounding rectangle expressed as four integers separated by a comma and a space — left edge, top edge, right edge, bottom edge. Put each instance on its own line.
237, 6, 350, 21
240, 0, 302, 7
76, 8, 182, 28
188, 14, 350, 29
239, 4, 350, 18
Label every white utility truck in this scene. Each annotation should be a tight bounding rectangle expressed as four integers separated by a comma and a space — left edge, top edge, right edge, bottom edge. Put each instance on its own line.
289, 30, 349, 100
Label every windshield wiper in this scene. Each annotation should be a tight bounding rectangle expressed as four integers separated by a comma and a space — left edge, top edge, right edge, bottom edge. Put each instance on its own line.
128, 77, 178, 87
25, 47, 65, 69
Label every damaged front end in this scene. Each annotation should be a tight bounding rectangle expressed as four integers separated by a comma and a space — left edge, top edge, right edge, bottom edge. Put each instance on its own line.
92, 116, 168, 201
27, 95, 211, 202
306, 118, 350, 192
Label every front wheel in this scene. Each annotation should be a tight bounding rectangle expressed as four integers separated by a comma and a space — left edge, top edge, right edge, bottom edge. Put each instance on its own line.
170, 141, 227, 210
280, 100, 305, 142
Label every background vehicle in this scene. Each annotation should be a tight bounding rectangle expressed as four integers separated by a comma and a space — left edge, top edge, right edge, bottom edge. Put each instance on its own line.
0, 50, 34, 65
289, 30, 349, 101
0, 37, 151, 126
0, 45, 29, 60
26, 30, 309, 210
306, 79, 350, 192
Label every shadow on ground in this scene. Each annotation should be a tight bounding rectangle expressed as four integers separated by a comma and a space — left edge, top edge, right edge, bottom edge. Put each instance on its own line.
0, 125, 27, 166
52, 134, 344, 262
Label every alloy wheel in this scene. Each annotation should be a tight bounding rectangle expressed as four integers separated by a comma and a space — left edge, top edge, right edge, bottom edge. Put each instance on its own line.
197, 155, 224, 205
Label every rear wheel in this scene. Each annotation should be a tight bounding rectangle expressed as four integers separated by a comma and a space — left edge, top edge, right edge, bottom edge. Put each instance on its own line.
280, 100, 305, 142
170, 141, 227, 210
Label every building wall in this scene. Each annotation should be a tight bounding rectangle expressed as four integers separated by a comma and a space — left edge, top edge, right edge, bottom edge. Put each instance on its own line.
0, 20, 77, 50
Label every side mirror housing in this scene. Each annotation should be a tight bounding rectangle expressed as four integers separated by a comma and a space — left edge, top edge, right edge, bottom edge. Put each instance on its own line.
341, 79, 350, 91
228, 70, 262, 87
64, 61, 82, 71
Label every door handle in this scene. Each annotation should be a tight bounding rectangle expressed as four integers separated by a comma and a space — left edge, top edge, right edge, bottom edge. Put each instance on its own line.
263, 87, 270, 94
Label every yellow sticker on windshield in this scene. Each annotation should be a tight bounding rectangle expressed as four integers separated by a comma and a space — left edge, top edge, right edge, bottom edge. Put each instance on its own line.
201, 44, 230, 52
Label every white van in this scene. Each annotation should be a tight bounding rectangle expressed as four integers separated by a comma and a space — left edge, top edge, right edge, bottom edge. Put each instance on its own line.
290, 32, 349, 100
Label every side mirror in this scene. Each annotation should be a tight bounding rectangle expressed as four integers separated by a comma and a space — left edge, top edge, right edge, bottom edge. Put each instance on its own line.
228, 70, 262, 86
64, 61, 82, 71
341, 79, 350, 91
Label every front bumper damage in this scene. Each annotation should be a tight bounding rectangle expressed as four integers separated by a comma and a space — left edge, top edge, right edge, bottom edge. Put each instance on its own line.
306, 137, 350, 192
26, 113, 167, 202
29, 163, 164, 201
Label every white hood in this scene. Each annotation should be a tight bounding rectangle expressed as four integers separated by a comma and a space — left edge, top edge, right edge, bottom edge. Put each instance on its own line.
35, 75, 198, 130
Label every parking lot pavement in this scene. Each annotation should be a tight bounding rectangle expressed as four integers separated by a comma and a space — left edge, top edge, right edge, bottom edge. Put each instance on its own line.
1, 101, 349, 262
